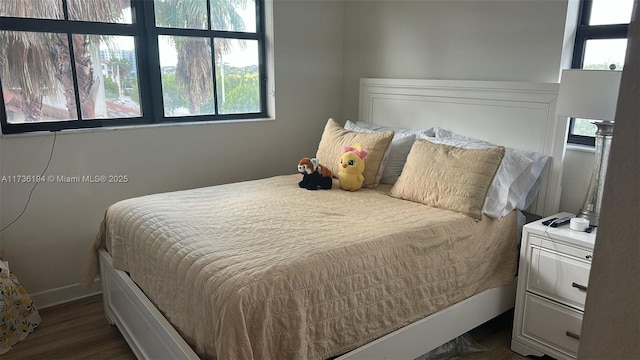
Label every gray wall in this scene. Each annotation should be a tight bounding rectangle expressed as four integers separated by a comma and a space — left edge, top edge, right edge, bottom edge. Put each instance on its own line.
342, 0, 571, 120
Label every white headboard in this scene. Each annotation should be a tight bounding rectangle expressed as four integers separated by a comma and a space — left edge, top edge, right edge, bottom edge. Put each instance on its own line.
359, 78, 568, 216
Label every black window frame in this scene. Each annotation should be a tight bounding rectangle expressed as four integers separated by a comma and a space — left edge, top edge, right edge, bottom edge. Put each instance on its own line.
0, 0, 267, 135
567, 0, 629, 146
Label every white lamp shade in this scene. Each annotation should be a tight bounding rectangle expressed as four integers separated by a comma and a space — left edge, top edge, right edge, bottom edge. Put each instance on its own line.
556, 69, 622, 121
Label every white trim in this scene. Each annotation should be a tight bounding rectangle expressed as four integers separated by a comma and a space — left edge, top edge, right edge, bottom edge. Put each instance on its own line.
338, 280, 517, 360
30, 278, 102, 309
0, 117, 276, 138
264, 0, 276, 119
100, 249, 199, 360
566, 143, 596, 154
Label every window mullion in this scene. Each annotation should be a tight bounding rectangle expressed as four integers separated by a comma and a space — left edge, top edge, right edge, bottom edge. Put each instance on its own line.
0, 17, 136, 35
579, 0, 592, 26
211, 37, 220, 115
65, 33, 84, 121
257, 0, 267, 115
61, 0, 70, 20
155, 27, 259, 40
0, 76, 8, 131
139, 0, 163, 122
206, 0, 212, 30
206, 1, 220, 115
578, 24, 629, 39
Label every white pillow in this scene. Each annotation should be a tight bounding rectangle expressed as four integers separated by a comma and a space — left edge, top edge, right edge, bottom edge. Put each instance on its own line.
345, 121, 426, 184
347, 120, 435, 138
430, 127, 550, 217
513, 150, 550, 211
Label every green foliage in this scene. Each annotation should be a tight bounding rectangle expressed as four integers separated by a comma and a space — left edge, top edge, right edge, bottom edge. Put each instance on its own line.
161, 73, 188, 115
584, 62, 624, 71
130, 80, 140, 103
106, 56, 134, 97
103, 77, 120, 99
217, 65, 260, 113
200, 66, 260, 114
572, 119, 597, 137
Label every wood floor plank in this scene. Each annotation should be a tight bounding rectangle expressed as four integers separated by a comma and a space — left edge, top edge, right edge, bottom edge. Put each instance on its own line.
3, 295, 135, 360
2, 295, 535, 359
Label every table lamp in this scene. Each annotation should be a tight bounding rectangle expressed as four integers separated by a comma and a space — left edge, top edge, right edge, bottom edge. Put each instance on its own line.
556, 69, 622, 227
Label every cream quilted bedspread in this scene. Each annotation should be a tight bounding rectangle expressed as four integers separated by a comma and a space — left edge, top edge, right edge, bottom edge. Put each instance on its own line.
82, 175, 517, 360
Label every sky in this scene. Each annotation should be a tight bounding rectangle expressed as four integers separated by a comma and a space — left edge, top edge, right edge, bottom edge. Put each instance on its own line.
590, 0, 633, 25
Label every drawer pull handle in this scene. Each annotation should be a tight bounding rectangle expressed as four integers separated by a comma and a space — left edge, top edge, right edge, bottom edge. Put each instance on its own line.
572, 282, 588, 292
586, 254, 593, 260
566, 331, 581, 340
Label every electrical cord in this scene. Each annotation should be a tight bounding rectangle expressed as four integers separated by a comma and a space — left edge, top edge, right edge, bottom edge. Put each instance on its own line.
544, 218, 560, 239
0, 131, 57, 233
542, 217, 566, 239
539, 217, 565, 285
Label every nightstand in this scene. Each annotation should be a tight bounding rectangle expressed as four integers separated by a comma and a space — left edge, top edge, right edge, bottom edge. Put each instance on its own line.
511, 212, 596, 360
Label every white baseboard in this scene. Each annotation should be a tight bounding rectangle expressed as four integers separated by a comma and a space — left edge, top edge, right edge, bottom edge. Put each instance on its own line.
30, 278, 102, 309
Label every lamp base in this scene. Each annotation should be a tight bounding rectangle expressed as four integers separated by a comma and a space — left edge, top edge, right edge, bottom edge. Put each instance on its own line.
576, 121, 614, 228
576, 210, 599, 228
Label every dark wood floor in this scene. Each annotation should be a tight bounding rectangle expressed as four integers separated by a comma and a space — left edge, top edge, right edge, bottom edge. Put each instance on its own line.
3, 295, 539, 360
3, 296, 135, 360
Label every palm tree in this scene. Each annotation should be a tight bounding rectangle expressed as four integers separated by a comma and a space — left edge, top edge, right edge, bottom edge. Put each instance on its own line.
0, 0, 126, 121
1, 0, 247, 120
154, 0, 247, 114
0, 1, 62, 121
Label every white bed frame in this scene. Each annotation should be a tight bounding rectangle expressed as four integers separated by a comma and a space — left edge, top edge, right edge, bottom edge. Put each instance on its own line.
99, 78, 567, 360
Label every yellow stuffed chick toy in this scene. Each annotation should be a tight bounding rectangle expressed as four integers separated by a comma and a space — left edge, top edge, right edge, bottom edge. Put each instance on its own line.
338, 143, 368, 191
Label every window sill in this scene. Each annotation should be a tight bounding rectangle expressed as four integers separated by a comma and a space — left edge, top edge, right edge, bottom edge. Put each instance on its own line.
1, 117, 276, 138
566, 143, 596, 153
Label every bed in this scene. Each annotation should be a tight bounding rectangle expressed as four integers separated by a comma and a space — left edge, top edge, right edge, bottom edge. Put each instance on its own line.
81, 78, 567, 360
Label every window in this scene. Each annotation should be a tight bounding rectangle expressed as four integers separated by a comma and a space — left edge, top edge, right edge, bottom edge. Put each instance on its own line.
0, 0, 266, 134
567, 0, 632, 146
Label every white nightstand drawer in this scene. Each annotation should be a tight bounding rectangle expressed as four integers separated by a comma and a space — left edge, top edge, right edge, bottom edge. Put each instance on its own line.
530, 235, 594, 261
526, 245, 590, 310
523, 293, 582, 358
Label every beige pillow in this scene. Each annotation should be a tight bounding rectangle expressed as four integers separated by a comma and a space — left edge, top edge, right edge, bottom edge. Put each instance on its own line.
316, 118, 394, 188
389, 139, 505, 219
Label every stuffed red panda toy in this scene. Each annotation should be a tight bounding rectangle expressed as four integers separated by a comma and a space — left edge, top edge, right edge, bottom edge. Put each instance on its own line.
297, 157, 333, 190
